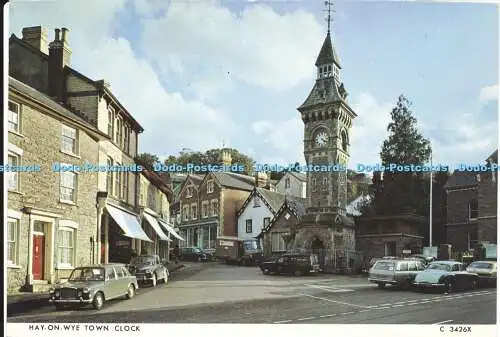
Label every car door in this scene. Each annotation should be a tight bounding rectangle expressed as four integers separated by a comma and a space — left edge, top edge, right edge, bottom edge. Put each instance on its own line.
407, 261, 419, 281
104, 266, 118, 299
155, 256, 166, 280
450, 263, 464, 289
114, 266, 127, 296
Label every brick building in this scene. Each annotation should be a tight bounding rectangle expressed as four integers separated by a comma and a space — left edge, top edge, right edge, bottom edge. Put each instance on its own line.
444, 150, 498, 253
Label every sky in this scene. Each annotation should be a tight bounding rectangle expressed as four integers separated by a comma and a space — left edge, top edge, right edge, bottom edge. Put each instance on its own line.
8, 0, 499, 172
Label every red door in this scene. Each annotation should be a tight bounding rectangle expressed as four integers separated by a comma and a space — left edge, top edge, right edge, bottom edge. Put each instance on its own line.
32, 235, 45, 280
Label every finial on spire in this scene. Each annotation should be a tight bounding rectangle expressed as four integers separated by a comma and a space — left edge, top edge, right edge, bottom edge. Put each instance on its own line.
324, 0, 335, 34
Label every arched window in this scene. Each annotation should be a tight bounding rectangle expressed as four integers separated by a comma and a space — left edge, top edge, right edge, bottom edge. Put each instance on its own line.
468, 199, 478, 219
341, 131, 348, 152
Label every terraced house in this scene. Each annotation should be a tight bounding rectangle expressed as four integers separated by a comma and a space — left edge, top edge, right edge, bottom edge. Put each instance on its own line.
177, 150, 259, 249
8, 26, 155, 293
137, 167, 184, 261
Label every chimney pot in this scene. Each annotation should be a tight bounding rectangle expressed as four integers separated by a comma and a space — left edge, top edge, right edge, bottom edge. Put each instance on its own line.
54, 28, 61, 41
61, 27, 69, 42
21, 26, 48, 54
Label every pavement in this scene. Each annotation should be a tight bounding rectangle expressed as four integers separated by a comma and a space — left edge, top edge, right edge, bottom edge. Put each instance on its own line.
6, 263, 497, 324
6, 262, 193, 317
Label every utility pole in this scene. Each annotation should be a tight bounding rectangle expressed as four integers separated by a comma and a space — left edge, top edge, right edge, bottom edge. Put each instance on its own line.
429, 148, 433, 248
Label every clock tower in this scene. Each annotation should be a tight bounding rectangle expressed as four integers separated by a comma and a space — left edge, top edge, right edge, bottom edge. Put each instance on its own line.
291, 1, 358, 261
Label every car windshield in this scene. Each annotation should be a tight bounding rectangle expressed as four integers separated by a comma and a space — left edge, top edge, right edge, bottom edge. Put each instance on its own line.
427, 263, 452, 271
69, 267, 105, 281
469, 262, 494, 269
132, 256, 155, 265
373, 261, 395, 271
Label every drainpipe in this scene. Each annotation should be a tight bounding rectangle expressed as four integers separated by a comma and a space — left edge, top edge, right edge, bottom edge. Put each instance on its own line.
96, 192, 108, 264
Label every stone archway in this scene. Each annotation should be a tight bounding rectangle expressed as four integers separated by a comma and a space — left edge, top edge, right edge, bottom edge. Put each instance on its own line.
310, 237, 326, 270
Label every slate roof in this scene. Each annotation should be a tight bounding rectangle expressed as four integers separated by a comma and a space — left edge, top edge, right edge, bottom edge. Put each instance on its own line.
444, 170, 478, 190
288, 171, 307, 182
486, 149, 498, 163
188, 174, 205, 185
257, 188, 286, 213
315, 32, 341, 68
140, 168, 173, 202
212, 172, 255, 191
259, 196, 306, 235
9, 77, 108, 138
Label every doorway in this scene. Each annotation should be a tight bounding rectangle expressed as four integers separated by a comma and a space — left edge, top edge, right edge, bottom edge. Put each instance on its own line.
311, 237, 325, 269
32, 221, 46, 280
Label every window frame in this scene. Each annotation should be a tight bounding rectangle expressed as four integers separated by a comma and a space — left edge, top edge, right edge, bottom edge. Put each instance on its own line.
7, 152, 20, 191
7, 218, 20, 266
191, 204, 197, 220
186, 186, 193, 198
211, 200, 219, 216
60, 169, 77, 203
245, 219, 253, 233
114, 162, 122, 199
8, 100, 21, 133
468, 199, 478, 220
57, 226, 76, 269
61, 125, 79, 156
207, 180, 214, 194
253, 196, 260, 207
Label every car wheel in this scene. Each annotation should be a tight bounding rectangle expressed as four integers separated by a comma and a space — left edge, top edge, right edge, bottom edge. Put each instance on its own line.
471, 278, 478, 290
92, 292, 104, 310
126, 284, 135, 299
444, 280, 453, 294
55, 303, 65, 311
151, 273, 157, 287
294, 270, 303, 277
401, 279, 411, 290
262, 268, 270, 275
164, 272, 169, 285
377, 282, 386, 288
197, 256, 202, 262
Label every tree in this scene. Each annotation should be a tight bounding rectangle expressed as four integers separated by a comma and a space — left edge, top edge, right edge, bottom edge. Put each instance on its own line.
377, 95, 432, 215
135, 153, 160, 171
164, 148, 256, 175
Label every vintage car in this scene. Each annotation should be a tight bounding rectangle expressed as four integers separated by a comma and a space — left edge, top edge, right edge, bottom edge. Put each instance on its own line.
413, 260, 479, 293
260, 253, 320, 276
180, 247, 211, 262
368, 258, 426, 289
129, 255, 169, 287
49, 264, 138, 310
466, 261, 497, 286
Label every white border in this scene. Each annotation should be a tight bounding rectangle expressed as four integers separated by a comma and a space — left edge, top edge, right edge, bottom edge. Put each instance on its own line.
4, 2, 10, 336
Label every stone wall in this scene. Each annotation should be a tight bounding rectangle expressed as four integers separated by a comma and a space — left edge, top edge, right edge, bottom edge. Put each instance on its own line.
7, 90, 99, 293
478, 171, 497, 243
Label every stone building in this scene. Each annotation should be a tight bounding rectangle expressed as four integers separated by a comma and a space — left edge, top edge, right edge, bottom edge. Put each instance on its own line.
8, 26, 153, 292
7, 76, 107, 293
275, 172, 307, 199
288, 24, 357, 271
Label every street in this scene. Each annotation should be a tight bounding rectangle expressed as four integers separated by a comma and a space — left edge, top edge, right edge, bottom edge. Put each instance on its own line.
7, 263, 497, 324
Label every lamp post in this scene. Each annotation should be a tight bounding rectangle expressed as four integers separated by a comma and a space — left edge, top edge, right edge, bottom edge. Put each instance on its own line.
429, 148, 433, 248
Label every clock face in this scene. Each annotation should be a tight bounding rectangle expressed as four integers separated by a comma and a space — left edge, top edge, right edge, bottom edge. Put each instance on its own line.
315, 131, 328, 147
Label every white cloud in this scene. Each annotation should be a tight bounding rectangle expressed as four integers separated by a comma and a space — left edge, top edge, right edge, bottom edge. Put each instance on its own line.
139, 0, 323, 100
479, 84, 499, 101
350, 93, 393, 167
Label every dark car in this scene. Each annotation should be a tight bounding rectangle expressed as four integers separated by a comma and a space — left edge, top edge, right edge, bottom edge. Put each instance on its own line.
128, 255, 169, 287
260, 253, 320, 277
181, 247, 211, 262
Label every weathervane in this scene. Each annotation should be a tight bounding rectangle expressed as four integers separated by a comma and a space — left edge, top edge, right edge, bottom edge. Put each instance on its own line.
324, 0, 335, 34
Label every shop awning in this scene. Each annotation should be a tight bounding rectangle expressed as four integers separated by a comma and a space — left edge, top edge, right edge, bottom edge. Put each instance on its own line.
143, 213, 171, 242
158, 220, 185, 241
105, 204, 152, 242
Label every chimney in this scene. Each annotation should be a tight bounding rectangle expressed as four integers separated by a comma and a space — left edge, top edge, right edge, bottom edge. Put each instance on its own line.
48, 27, 71, 101
22, 26, 48, 54
221, 149, 232, 167
255, 171, 268, 188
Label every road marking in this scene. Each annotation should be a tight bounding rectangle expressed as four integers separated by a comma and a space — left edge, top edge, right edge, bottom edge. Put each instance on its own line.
407, 299, 418, 302
379, 303, 392, 306
319, 313, 337, 318
407, 302, 419, 306
274, 320, 293, 324
305, 284, 354, 293
342, 311, 355, 315
392, 304, 404, 307
300, 293, 371, 308
420, 301, 432, 304
359, 309, 370, 313
297, 317, 316, 321
432, 320, 454, 325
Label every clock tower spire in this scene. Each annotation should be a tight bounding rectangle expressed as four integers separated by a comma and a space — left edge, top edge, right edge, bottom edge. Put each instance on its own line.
291, 1, 358, 259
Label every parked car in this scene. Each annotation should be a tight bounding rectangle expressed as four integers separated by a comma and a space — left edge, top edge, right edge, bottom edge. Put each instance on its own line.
368, 258, 426, 289
128, 254, 169, 287
49, 264, 138, 310
466, 261, 497, 286
181, 247, 211, 262
413, 260, 479, 293
260, 253, 320, 276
